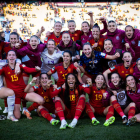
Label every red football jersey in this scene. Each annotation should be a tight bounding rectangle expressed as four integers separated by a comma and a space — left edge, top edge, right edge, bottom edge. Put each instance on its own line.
109, 63, 136, 81
0, 41, 8, 59
68, 30, 83, 42
50, 62, 77, 87
51, 84, 90, 111
1, 42, 27, 56
47, 32, 62, 46
88, 35, 106, 52
33, 85, 54, 104
88, 84, 106, 108
0, 64, 37, 94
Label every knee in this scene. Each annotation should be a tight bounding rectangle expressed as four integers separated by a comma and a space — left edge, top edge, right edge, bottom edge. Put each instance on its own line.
130, 102, 136, 107
110, 95, 116, 101
38, 98, 45, 105
38, 105, 43, 110
14, 113, 21, 119
7, 89, 15, 96
80, 94, 86, 99
15, 115, 21, 119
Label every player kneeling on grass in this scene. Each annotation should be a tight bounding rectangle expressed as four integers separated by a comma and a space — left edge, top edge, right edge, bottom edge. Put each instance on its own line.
0, 59, 21, 121
108, 72, 136, 126
125, 75, 140, 125
0, 50, 45, 121
85, 74, 115, 126
51, 73, 91, 129
24, 73, 59, 126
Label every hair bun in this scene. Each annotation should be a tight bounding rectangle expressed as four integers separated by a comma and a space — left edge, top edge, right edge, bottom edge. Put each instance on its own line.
93, 23, 99, 27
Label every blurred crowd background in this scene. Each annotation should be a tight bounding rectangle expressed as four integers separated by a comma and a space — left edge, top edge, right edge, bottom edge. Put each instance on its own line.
0, 1, 140, 42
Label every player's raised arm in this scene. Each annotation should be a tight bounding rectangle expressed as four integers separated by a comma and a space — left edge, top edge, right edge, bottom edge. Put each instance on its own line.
99, 17, 107, 34
74, 62, 85, 73
103, 69, 111, 87
24, 77, 37, 93
36, 26, 45, 38
87, 11, 94, 29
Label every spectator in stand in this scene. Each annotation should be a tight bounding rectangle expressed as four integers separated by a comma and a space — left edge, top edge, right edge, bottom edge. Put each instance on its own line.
13, 29, 23, 42
0, 31, 5, 41
4, 26, 10, 42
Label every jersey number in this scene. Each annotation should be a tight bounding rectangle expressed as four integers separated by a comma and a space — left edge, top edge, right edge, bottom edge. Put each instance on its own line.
95, 94, 102, 100
48, 61, 54, 65
11, 75, 18, 82
70, 95, 75, 101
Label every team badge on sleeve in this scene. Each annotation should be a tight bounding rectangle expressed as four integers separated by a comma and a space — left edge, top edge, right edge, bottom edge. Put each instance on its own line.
34, 85, 39, 89
82, 84, 89, 87
57, 87, 61, 90
110, 66, 115, 70
100, 52, 106, 57
52, 67, 55, 70
22, 64, 26, 67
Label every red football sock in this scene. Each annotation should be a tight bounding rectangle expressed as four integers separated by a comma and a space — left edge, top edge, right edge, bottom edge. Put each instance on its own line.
106, 106, 114, 120
74, 97, 85, 120
85, 102, 95, 120
4, 98, 8, 107
128, 106, 135, 119
22, 100, 27, 107
55, 100, 65, 121
112, 100, 124, 117
27, 102, 39, 112
39, 108, 53, 121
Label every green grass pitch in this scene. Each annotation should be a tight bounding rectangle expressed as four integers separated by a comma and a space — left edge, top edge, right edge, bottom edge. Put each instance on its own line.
0, 76, 140, 140
0, 99, 140, 140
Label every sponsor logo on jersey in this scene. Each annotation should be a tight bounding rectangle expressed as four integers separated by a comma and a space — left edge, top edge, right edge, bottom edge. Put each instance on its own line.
116, 36, 120, 40
8, 72, 10, 74
67, 68, 71, 73
60, 71, 62, 73
122, 71, 124, 73
75, 89, 78, 94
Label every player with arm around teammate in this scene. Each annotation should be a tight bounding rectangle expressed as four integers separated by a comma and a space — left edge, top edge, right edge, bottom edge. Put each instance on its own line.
0, 59, 21, 121
85, 74, 115, 127
108, 72, 136, 125
50, 73, 91, 129
0, 50, 45, 120
23, 73, 60, 126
